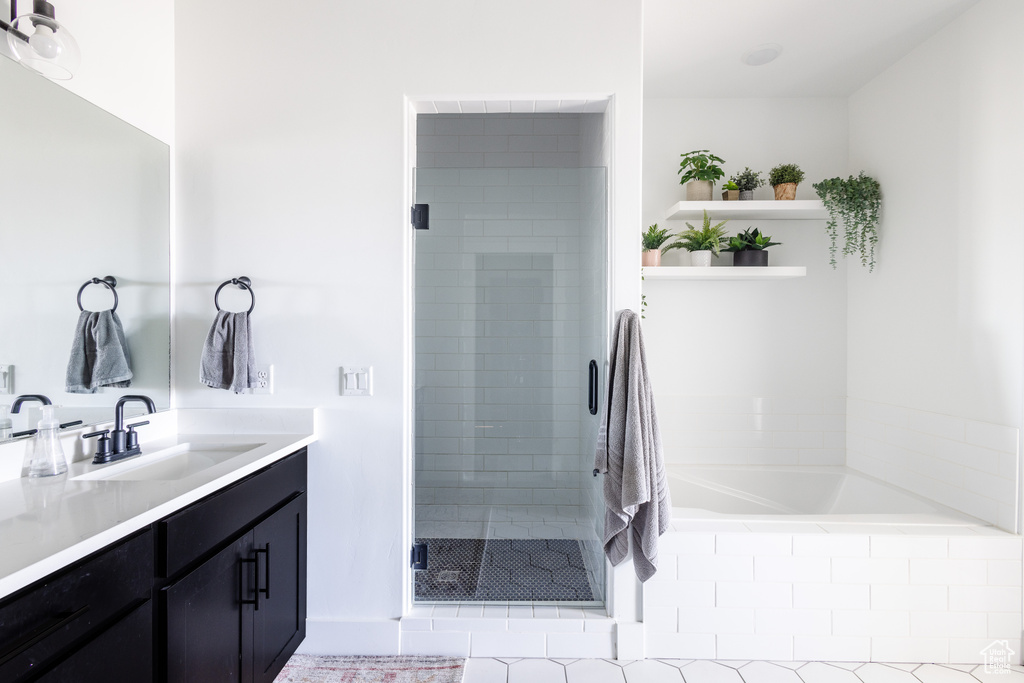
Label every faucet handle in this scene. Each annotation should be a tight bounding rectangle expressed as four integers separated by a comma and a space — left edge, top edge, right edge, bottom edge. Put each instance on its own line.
84, 430, 113, 460
125, 421, 149, 451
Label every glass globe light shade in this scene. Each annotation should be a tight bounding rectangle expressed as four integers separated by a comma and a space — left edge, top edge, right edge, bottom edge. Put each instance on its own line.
7, 11, 80, 80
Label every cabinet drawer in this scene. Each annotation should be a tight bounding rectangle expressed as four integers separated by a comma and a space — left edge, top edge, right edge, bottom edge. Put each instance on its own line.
38, 599, 152, 682
158, 448, 306, 578
0, 529, 153, 682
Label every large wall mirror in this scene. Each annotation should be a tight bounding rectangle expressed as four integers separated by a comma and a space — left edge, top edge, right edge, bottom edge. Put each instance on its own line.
0, 55, 170, 439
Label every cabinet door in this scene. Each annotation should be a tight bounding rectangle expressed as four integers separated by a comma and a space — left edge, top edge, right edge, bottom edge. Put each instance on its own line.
39, 600, 152, 683
252, 493, 306, 683
163, 533, 255, 683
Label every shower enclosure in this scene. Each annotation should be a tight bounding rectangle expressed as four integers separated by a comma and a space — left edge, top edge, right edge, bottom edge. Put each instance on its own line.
413, 111, 608, 604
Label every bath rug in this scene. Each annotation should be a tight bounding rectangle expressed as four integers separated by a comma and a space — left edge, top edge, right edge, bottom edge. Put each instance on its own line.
274, 655, 465, 683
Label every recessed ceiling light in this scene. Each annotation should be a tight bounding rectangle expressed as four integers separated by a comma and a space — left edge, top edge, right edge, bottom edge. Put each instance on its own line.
742, 44, 782, 67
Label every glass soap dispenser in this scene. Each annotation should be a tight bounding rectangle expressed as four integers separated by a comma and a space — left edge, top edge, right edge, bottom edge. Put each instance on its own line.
27, 405, 68, 477
0, 404, 11, 440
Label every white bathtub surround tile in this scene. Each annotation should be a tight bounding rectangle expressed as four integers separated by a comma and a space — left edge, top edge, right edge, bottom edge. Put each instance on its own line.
870, 636, 948, 663
793, 535, 869, 558
656, 394, 846, 467
793, 636, 872, 662
832, 610, 910, 637
647, 524, 1021, 663
716, 634, 794, 661
645, 632, 716, 659
846, 398, 1020, 530
754, 609, 831, 636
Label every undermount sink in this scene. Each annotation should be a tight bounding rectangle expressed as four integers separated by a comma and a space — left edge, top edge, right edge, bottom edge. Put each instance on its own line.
74, 442, 265, 482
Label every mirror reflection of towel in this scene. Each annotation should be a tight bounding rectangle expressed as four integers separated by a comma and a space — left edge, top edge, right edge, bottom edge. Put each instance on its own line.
65, 310, 133, 393
200, 310, 258, 394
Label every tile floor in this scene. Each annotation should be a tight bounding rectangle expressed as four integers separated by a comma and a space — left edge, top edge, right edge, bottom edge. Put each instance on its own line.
462, 658, 1024, 682
414, 538, 595, 601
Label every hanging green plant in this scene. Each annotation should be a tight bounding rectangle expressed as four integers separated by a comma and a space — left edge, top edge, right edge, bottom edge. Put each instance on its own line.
812, 172, 882, 272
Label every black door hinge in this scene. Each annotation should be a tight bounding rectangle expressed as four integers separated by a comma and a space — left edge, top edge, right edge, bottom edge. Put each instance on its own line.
411, 204, 429, 230
411, 543, 428, 570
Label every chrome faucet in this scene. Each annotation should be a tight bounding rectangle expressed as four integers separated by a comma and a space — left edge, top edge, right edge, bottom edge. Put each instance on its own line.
85, 394, 156, 464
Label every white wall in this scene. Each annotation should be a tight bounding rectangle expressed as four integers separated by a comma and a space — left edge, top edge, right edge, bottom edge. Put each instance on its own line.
173, 0, 642, 653
0, 0, 175, 143
846, 0, 1024, 530
641, 98, 849, 467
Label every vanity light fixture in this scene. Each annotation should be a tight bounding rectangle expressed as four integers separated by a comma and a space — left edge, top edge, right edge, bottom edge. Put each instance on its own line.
742, 43, 782, 67
2, 0, 79, 80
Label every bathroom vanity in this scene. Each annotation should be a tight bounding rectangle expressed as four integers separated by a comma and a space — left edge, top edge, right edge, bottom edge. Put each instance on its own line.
0, 410, 315, 682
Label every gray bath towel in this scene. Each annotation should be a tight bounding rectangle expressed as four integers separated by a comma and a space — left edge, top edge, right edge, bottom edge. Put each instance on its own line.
200, 310, 258, 393
65, 310, 133, 393
594, 309, 670, 582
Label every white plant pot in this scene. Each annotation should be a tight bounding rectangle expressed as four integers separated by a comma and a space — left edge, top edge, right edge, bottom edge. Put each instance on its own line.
690, 250, 712, 267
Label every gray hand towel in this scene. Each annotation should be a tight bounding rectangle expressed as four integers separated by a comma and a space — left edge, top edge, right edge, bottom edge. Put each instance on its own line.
65, 310, 133, 393
594, 309, 670, 582
200, 310, 258, 394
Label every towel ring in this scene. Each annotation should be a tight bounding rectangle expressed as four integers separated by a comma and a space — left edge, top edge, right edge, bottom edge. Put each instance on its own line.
214, 276, 255, 314
77, 276, 118, 312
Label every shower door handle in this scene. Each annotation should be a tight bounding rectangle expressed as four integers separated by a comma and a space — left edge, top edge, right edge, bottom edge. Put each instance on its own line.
588, 360, 599, 415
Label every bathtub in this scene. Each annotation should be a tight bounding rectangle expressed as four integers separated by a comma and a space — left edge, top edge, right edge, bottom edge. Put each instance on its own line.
666, 465, 983, 526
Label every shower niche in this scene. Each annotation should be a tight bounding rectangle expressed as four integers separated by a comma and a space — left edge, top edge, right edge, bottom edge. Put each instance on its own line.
412, 105, 609, 604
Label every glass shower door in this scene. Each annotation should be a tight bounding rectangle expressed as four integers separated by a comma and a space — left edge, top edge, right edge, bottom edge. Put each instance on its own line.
413, 163, 607, 604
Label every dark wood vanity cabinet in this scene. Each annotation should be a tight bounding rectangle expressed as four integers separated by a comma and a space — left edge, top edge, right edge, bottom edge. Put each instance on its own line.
0, 448, 307, 683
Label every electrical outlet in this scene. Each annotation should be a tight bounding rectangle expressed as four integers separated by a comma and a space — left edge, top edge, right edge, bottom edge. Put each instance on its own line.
340, 366, 372, 396
0, 365, 12, 395
252, 365, 274, 394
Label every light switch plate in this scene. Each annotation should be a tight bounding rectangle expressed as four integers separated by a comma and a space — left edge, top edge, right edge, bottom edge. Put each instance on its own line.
340, 366, 373, 396
0, 365, 12, 395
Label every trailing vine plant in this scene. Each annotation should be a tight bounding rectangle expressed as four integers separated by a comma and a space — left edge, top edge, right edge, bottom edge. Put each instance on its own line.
812, 172, 882, 271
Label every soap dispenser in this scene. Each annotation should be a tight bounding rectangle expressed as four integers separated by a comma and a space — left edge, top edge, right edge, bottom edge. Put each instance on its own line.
0, 405, 11, 440
27, 405, 68, 477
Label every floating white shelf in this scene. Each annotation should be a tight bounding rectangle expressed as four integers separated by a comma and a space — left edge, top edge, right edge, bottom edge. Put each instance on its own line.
664, 200, 827, 222
643, 266, 807, 281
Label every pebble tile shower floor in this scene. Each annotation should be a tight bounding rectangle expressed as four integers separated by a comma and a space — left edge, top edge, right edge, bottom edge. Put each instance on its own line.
414, 538, 594, 602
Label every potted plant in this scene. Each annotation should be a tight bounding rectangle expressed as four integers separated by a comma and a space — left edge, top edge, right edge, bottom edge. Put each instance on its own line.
664, 210, 729, 267
641, 223, 673, 267
768, 163, 805, 200
732, 167, 764, 201
721, 180, 739, 201
723, 227, 781, 267
678, 149, 725, 201
812, 172, 882, 272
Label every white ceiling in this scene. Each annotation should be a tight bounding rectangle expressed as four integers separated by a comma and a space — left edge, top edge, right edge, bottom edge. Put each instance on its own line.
644, 0, 980, 98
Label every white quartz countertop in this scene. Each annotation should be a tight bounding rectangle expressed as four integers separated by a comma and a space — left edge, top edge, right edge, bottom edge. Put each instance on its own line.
0, 410, 316, 601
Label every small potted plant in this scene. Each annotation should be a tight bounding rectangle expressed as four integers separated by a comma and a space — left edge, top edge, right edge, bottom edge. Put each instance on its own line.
812, 172, 882, 271
723, 227, 781, 267
732, 167, 764, 200
641, 223, 673, 267
768, 163, 805, 200
677, 149, 725, 201
721, 180, 739, 201
663, 210, 729, 267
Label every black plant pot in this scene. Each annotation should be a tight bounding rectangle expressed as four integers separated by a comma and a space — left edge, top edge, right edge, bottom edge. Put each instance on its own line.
733, 249, 768, 267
